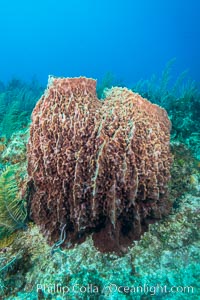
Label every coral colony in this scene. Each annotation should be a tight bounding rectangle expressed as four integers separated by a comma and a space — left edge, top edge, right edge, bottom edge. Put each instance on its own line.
27, 77, 172, 253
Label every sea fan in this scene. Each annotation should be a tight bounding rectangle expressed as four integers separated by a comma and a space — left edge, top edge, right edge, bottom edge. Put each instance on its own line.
0, 164, 27, 239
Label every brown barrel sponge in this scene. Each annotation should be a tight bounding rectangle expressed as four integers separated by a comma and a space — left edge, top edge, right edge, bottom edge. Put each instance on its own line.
27, 76, 172, 253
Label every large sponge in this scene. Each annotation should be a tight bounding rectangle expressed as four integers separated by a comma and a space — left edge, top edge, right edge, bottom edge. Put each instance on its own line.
27, 76, 172, 253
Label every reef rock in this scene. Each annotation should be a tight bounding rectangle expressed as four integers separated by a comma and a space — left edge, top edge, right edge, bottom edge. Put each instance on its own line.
27, 76, 172, 253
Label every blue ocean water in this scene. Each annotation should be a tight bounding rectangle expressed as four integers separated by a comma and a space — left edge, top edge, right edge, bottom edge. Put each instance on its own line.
0, 0, 199, 85
0, 1, 200, 300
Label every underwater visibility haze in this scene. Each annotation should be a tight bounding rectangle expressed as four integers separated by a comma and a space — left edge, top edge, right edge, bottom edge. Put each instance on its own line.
0, 1, 200, 299
0, 0, 200, 84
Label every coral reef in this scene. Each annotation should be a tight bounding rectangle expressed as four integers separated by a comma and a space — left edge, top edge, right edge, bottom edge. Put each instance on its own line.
1, 190, 199, 299
0, 66, 199, 299
27, 76, 172, 253
0, 64, 198, 298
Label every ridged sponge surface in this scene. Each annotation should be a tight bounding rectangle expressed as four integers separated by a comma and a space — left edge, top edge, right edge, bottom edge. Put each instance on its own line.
27, 77, 172, 253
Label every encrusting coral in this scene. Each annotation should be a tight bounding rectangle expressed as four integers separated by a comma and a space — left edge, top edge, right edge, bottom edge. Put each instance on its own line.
27, 76, 172, 253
